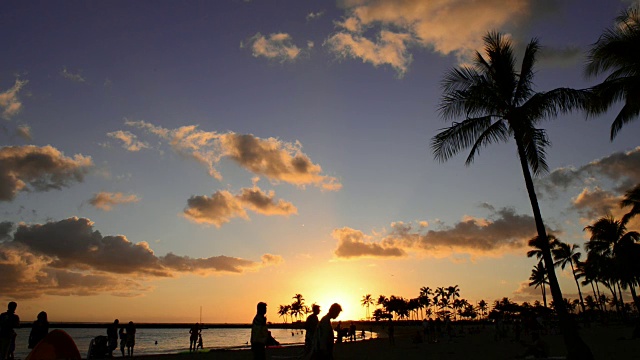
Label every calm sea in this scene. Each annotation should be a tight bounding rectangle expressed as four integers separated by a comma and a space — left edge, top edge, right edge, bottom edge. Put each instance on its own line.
12, 327, 377, 359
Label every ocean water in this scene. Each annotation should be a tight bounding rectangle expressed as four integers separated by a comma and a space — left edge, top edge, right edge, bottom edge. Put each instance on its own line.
12, 327, 377, 359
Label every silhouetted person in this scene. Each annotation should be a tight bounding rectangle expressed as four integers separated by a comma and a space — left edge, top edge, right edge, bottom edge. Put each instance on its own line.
250, 302, 268, 360
315, 303, 342, 360
189, 323, 199, 352
335, 321, 343, 343
197, 333, 203, 350
28, 311, 49, 349
304, 304, 320, 356
107, 319, 119, 357
118, 327, 126, 357
387, 318, 395, 346
125, 321, 136, 357
349, 322, 356, 341
0, 302, 19, 360
266, 331, 279, 346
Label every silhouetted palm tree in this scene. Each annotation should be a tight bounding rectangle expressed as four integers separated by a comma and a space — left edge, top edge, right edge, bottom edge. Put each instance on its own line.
278, 304, 291, 323
530, 261, 549, 308
361, 294, 374, 320
477, 300, 488, 319
621, 183, 640, 223
432, 31, 591, 358
527, 234, 560, 260
291, 294, 305, 322
553, 241, 586, 313
585, 216, 640, 312
585, 6, 640, 140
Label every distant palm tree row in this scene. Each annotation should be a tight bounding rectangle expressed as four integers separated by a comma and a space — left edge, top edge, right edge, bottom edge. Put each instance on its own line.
277, 294, 316, 323
362, 285, 488, 322
431, 6, 639, 359
528, 185, 640, 315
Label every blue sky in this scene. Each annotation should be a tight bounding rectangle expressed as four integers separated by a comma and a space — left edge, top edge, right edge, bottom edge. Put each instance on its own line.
1, 0, 639, 322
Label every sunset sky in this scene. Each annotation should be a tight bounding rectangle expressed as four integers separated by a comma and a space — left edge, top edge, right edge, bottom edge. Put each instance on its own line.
1, 0, 639, 324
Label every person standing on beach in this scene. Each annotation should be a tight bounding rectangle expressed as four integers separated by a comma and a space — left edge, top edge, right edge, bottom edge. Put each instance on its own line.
125, 321, 136, 357
0, 302, 19, 360
118, 327, 126, 357
107, 319, 119, 357
304, 305, 320, 357
189, 323, 199, 352
315, 303, 342, 360
251, 302, 268, 360
28, 311, 49, 349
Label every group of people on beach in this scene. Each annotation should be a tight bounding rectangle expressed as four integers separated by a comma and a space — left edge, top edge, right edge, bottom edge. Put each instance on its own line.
0, 301, 50, 360
250, 301, 343, 360
188, 323, 204, 352
107, 319, 137, 357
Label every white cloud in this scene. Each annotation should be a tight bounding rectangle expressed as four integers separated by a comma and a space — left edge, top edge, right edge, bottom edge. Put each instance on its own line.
107, 130, 149, 152
183, 186, 297, 227
89, 192, 140, 211
333, 207, 539, 260
0, 79, 28, 119
124, 120, 341, 190
245, 33, 307, 63
0, 145, 93, 201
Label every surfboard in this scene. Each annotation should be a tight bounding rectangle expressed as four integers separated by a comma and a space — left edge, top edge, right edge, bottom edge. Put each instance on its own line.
25, 329, 81, 360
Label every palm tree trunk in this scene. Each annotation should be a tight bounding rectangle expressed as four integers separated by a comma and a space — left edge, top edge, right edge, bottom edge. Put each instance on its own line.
629, 284, 640, 313
542, 284, 547, 308
617, 282, 625, 313
594, 281, 604, 312
570, 262, 586, 313
514, 137, 593, 360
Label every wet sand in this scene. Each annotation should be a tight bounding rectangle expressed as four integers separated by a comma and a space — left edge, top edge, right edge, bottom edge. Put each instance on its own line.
132, 323, 639, 360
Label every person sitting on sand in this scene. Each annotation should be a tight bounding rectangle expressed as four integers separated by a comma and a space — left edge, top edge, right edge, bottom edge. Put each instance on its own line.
266, 331, 280, 347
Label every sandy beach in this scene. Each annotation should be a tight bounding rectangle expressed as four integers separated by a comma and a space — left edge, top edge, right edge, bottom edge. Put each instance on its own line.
129, 323, 639, 360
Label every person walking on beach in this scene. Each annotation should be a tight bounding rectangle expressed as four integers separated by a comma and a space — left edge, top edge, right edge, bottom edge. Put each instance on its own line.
304, 305, 320, 357
28, 311, 49, 350
118, 327, 126, 357
251, 302, 268, 360
0, 302, 19, 360
189, 323, 199, 352
125, 321, 136, 357
315, 303, 342, 360
107, 319, 119, 357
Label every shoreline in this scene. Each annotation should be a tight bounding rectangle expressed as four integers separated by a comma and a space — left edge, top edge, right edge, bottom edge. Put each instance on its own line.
122, 323, 638, 360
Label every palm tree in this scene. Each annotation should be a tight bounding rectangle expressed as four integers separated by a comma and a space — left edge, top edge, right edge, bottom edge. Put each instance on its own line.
278, 304, 291, 323
585, 6, 640, 140
621, 183, 640, 224
527, 234, 560, 260
477, 300, 488, 319
553, 241, 586, 313
432, 31, 592, 359
585, 216, 640, 312
529, 261, 549, 308
291, 294, 305, 322
377, 295, 388, 309
361, 294, 374, 320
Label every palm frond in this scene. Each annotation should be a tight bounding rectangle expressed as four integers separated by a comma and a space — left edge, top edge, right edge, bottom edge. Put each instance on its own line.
514, 38, 539, 105
431, 116, 493, 162
610, 96, 640, 140
465, 120, 509, 166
